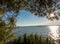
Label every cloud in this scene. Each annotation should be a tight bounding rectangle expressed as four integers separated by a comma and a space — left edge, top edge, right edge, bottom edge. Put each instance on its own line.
44, 21, 60, 25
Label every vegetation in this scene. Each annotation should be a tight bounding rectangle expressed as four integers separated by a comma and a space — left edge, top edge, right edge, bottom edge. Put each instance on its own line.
0, 0, 60, 44
0, 0, 60, 20
0, 14, 16, 44
6, 34, 56, 44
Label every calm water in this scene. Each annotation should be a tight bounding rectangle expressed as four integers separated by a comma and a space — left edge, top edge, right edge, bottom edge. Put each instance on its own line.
13, 26, 49, 37
12, 26, 52, 37
13, 26, 60, 38
13, 26, 60, 44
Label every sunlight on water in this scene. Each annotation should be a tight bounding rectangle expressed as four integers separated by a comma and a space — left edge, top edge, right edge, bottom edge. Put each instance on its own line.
48, 26, 59, 44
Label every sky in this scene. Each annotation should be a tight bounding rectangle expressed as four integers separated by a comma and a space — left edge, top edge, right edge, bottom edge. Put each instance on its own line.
2, 0, 60, 26
16, 10, 60, 26
16, 0, 60, 26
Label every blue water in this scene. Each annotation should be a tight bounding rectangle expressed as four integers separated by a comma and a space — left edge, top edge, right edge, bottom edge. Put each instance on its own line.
13, 26, 50, 37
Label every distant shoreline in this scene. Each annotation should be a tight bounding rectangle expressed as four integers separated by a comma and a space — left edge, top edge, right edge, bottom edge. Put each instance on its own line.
16, 25, 60, 28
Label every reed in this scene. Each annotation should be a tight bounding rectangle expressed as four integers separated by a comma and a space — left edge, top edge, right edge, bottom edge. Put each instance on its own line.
6, 34, 56, 44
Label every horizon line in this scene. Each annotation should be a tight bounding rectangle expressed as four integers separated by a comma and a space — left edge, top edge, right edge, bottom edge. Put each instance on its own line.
17, 25, 60, 27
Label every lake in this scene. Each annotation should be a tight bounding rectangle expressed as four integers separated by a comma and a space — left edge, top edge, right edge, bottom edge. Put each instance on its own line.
12, 26, 51, 36
13, 26, 49, 37
13, 26, 60, 40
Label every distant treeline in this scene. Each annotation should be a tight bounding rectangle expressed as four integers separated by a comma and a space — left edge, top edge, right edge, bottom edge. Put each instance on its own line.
6, 34, 58, 44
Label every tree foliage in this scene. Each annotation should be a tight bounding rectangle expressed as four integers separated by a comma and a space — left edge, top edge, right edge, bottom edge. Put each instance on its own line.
26, 0, 59, 20
26, 0, 60, 20
0, 14, 16, 44
0, 0, 60, 44
0, 0, 60, 20
0, 0, 27, 14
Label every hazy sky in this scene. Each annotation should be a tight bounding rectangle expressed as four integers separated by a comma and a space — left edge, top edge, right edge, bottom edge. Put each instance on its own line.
16, 10, 60, 26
